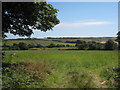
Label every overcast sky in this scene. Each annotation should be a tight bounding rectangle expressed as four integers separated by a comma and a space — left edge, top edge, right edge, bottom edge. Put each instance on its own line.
6, 2, 118, 39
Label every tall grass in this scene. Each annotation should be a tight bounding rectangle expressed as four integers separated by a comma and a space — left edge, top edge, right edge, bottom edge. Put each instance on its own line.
3, 50, 118, 88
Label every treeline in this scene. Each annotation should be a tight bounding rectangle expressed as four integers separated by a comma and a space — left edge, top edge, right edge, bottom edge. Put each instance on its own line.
75, 39, 118, 50
2, 43, 71, 50
2, 39, 118, 50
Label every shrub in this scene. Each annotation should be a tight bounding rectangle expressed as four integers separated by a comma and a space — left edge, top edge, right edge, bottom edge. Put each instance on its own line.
18, 42, 28, 50
104, 39, 116, 50
100, 67, 119, 88
47, 43, 56, 48
76, 40, 87, 50
56, 44, 65, 47
11, 43, 20, 50
66, 44, 70, 47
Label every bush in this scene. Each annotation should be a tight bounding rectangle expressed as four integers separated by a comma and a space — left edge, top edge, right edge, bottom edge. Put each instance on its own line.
104, 39, 116, 50
75, 40, 118, 50
47, 43, 56, 48
76, 40, 87, 50
66, 44, 70, 47
18, 42, 29, 50
56, 44, 64, 47
11, 43, 20, 50
9, 42, 29, 50
100, 67, 119, 88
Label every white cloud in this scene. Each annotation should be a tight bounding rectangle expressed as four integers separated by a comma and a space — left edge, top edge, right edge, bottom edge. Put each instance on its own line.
55, 21, 114, 28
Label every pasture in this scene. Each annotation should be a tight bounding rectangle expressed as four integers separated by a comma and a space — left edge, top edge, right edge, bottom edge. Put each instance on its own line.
3, 50, 118, 88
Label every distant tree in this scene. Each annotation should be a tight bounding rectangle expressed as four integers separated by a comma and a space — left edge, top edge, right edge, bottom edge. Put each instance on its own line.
96, 43, 104, 50
48, 43, 55, 48
76, 40, 84, 44
66, 44, 70, 47
77, 43, 87, 50
56, 44, 63, 47
88, 43, 96, 50
12, 43, 20, 50
18, 42, 28, 50
76, 40, 87, 50
2, 2, 60, 38
3, 43, 9, 47
87, 41, 102, 50
104, 39, 116, 50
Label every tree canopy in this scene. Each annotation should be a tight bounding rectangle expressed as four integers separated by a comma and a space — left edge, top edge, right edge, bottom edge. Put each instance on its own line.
2, 2, 60, 38
104, 39, 116, 50
116, 31, 120, 43
116, 31, 120, 49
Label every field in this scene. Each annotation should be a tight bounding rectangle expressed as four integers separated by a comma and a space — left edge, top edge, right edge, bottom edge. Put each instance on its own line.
2, 37, 116, 46
45, 37, 116, 43
3, 50, 118, 88
2, 39, 75, 46
2, 37, 119, 88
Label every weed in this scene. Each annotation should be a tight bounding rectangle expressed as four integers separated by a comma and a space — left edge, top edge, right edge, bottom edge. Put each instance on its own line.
100, 67, 119, 88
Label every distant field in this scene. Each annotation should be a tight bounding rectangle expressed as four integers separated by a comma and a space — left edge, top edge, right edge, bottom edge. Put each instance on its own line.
45, 37, 116, 43
3, 50, 118, 88
2, 39, 75, 46
2, 37, 117, 47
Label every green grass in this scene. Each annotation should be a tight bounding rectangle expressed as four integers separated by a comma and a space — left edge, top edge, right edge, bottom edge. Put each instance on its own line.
3, 50, 118, 88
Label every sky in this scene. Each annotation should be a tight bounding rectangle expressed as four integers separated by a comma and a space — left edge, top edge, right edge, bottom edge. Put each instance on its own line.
6, 2, 118, 39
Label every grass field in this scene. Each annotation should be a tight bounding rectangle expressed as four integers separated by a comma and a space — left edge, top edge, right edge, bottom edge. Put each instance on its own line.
3, 50, 118, 88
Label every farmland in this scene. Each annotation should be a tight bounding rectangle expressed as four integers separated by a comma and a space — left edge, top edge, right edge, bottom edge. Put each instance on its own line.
2, 37, 119, 88
2, 1, 119, 89
2, 39, 75, 46
3, 49, 118, 88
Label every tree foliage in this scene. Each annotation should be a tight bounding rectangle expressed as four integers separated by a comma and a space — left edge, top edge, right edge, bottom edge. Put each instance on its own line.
76, 40, 88, 50
116, 31, 120, 50
116, 31, 120, 42
2, 2, 60, 38
75, 39, 117, 50
104, 39, 116, 50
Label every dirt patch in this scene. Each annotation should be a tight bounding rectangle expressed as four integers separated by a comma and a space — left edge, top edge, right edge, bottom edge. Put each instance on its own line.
92, 74, 107, 88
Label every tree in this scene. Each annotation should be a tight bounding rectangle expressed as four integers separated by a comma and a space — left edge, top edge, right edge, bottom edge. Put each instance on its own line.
2, 2, 60, 38
104, 39, 116, 50
66, 44, 70, 47
76, 40, 87, 50
48, 43, 55, 48
116, 31, 120, 50
18, 42, 28, 50
88, 43, 96, 50
11, 43, 20, 50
